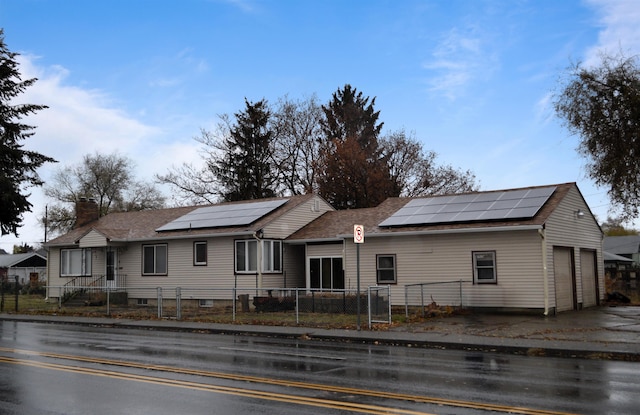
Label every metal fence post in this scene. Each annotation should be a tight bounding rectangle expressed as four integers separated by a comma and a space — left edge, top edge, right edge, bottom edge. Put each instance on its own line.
157, 287, 163, 319
106, 285, 110, 317
420, 284, 425, 317
404, 285, 408, 318
387, 286, 392, 324
14, 276, 19, 312
367, 287, 372, 329
176, 287, 181, 320
295, 289, 299, 325
232, 288, 236, 322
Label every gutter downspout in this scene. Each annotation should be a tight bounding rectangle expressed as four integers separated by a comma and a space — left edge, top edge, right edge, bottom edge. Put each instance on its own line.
539, 228, 549, 316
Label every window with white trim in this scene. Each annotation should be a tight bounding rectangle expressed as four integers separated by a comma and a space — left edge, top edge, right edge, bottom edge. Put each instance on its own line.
235, 239, 282, 273
473, 251, 496, 284
376, 254, 396, 284
60, 248, 92, 277
142, 244, 168, 275
194, 241, 207, 266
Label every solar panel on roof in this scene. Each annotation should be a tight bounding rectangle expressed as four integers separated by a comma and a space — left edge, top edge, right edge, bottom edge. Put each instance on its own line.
156, 199, 288, 231
378, 186, 556, 227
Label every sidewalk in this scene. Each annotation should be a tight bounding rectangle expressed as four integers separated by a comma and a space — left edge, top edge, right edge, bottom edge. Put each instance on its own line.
1, 306, 639, 361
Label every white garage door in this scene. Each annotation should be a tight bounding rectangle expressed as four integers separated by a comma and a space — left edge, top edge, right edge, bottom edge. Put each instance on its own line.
581, 250, 598, 308
554, 247, 575, 312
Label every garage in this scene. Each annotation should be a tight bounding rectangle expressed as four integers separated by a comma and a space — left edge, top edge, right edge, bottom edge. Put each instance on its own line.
580, 250, 598, 308
554, 246, 576, 312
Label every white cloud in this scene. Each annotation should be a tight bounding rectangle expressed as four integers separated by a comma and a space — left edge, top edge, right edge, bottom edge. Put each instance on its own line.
16, 55, 161, 170
423, 26, 496, 101
584, 0, 640, 65
0, 55, 203, 251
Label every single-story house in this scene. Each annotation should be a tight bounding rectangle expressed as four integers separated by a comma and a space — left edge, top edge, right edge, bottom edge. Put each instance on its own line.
603, 235, 640, 266
45, 182, 604, 314
0, 251, 48, 286
603, 236, 639, 289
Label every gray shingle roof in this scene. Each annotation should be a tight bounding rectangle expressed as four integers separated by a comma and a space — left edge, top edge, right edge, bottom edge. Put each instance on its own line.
603, 235, 640, 255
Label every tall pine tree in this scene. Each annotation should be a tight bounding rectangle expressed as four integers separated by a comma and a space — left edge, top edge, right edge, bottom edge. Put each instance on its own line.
317, 84, 396, 209
0, 29, 55, 236
213, 98, 277, 201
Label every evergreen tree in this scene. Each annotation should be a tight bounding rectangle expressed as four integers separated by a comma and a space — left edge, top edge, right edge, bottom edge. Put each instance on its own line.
317, 84, 395, 209
0, 29, 55, 236
213, 98, 277, 201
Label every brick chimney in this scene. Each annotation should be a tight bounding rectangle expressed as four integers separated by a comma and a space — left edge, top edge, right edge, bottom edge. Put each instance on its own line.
75, 197, 100, 228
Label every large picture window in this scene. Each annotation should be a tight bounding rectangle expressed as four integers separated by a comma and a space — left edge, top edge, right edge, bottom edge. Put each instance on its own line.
376, 254, 396, 284
143, 244, 168, 275
473, 251, 496, 284
60, 248, 92, 277
235, 239, 282, 273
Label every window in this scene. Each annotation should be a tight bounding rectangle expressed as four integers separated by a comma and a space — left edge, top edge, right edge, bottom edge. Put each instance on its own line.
263, 240, 282, 272
310, 257, 344, 290
473, 251, 496, 284
194, 241, 207, 266
142, 244, 168, 275
199, 299, 214, 308
376, 255, 396, 284
235, 239, 282, 273
60, 248, 92, 277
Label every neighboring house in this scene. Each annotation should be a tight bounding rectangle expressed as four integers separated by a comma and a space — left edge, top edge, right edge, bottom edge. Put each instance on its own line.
45, 182, 604, 314
0, 251, 48, 285
603, 236, 639, 288
603, 235, 640, 266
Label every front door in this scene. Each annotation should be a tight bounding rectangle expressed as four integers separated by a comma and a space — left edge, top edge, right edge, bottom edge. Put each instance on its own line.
106, 249, 117, 288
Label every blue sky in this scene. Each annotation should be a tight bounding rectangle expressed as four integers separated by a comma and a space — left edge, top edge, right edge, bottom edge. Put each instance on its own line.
1, 0, 639, 251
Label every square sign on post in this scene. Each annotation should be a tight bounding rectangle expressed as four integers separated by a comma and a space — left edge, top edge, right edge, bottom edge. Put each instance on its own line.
354, 224, 364, 244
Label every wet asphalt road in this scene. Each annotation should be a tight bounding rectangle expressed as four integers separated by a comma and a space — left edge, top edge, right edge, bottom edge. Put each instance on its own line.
0, 320, 638, 415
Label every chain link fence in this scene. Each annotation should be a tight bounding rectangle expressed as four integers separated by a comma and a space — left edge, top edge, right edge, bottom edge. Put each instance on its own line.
3, 284, 392, 329
404, 280, 472, 318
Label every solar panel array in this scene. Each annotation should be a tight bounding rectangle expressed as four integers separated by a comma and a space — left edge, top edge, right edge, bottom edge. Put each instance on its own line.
378, 186, 557, 227
156, 199, 288, 231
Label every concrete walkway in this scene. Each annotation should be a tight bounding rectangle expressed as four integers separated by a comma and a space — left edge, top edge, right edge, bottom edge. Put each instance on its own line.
1, 306, 639, 361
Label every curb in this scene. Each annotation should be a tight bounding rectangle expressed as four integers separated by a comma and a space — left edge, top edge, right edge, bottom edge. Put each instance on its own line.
2, 314, 639, 362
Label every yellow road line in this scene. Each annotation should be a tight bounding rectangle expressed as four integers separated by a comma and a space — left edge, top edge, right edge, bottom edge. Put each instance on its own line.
0, 347, 581, 415
0, 355, 433, 415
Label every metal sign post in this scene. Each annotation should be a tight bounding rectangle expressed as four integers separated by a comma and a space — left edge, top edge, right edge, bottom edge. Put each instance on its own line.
354, 225, 364, 331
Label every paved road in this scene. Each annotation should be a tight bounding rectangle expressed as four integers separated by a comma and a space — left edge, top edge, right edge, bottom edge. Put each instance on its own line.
1, 319, 639, 415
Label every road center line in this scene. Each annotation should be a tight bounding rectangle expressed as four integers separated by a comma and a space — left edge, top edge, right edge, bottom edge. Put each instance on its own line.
0, 346, 580, 415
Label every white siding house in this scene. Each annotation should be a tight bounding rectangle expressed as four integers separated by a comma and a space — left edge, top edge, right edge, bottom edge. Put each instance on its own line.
45, 182, 603, 314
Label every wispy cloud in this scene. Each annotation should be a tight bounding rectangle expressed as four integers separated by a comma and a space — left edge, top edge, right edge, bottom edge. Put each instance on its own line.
423, 26, 496, 101
584, 0, 640, 65
16, 55, 160, 170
